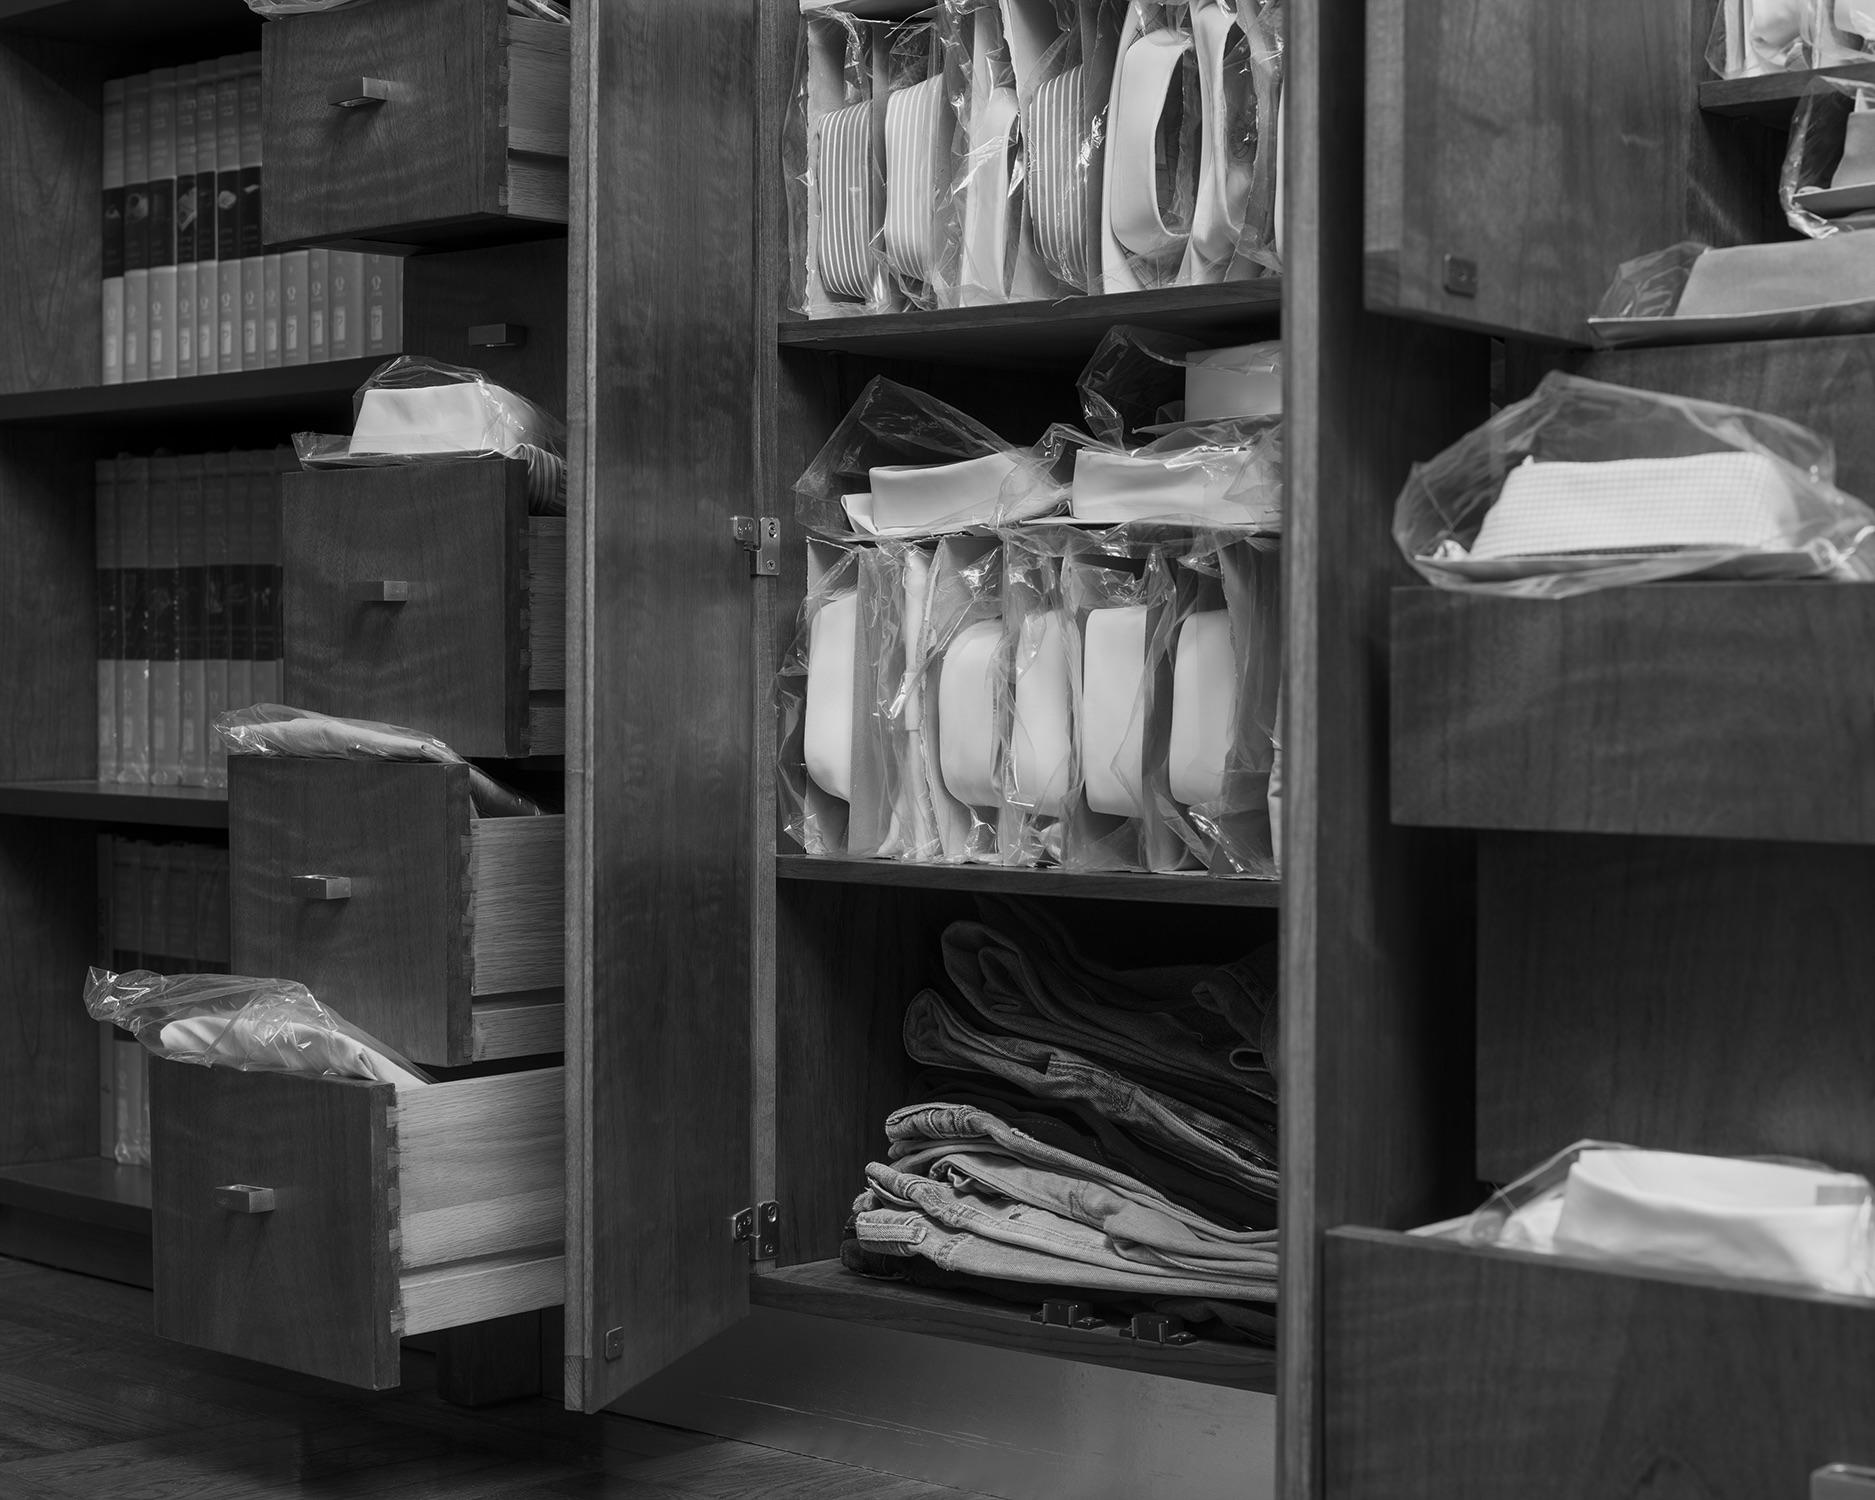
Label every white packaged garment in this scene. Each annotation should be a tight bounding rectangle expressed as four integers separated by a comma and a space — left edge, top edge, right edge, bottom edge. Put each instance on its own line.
1009, 609, 1073, 817
816, 99, 876, 303
937, 619, 1004, 809
862, 451, 1026, 535
1071, 445, 1281, 526
1167, 610, 1237, 806
349, 380, 555, 460
1470, 451, 1808, 560
159, 1013, 429, 1089
1185, 342, 1283, 422
1027, 63, 1091, 287
884, 76, 949, 285
1184, 0, 1258, 278
804, 590, 859, 801
1106, 27, 1196, 262
1080, 605, 1149, 816
1674, 234, 1875, 316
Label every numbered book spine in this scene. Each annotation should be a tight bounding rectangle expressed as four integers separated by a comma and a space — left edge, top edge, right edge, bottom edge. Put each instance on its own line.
307, 248, 328, 363
117, 457, 151, 784
96, 461, 119, 782
147, 67, 176, 381
122, 72, 150, 384
263, 252, 282, 368
363, 253, 402, 356
202, 451, 231, 789
101, 79, 126, 386
147, 456, 182, 786
215, 57, 241, 372
194, 66, 219, 377
330, 251, 364, 360
178, 456, 208, 787
282, 249, 308, 366
174, 62, 197, 380
238, 54, 263, 372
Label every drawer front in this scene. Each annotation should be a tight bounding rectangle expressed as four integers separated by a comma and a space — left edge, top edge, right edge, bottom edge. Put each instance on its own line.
282, 459, 531, 758
231, 756, 469, 1065
404, 241, 569, 421
1325, 1229, 1875, 1498
262, 0, 509, 244
151, 1061, 401, 1389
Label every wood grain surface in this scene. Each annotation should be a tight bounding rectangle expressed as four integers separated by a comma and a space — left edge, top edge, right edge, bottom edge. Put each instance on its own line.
1365, 0, 1776, 344
1324, 1228, 1875, 1498
150, 1062, 402, 1390
465, 814, 565, 997
469, 993, 564, 1061
404, 241, 571, 420
282, 460, 531, 759
1392, 584, 1875, 844
230, 756, 471, 1066
526, 517, 566, 690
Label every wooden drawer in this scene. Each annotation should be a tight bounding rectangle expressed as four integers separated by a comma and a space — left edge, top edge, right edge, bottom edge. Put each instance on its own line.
151, 1060, 562, 1391
261, 0, 570, 246
1390, 584, 1875, 844
282, 458, 564, 759
1325, 1228, 1875, 1499
230, 757, 564, 1068
404, 240, 568, 421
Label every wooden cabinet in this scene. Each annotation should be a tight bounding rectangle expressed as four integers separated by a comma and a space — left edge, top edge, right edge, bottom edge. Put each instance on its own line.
282, 459, 563, 760
404, 240, 570, 420
229, 757, 563, 1068
261, 0, 570, 246
151, 1061, 563, 1390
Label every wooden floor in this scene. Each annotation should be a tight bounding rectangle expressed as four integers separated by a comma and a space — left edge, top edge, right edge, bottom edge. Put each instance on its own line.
0, 1257, 996, 1499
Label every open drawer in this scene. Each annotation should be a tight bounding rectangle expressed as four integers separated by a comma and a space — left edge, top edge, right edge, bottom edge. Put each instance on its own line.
1324, 1227, 1875, 1498
150, 1061, 563, 1391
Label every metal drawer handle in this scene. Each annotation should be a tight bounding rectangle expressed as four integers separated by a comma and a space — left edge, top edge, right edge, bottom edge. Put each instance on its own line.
214, 1184, 276, 1214
290, 875, 353, 901
467, 322, 526, 350
353, 580, 409, 604
328, 76, 392, 108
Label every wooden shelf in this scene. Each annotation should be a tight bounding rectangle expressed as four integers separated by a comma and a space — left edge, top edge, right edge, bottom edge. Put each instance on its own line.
1699, 64, 1875, 123
777, 280, 1283, 368
0, 1156, 151, 1235
751, 1258, 1277, 1392
0, 781, 229, 829
0, 357, 386, 429
0, 0, 257, 47
775, 853, 1280, 908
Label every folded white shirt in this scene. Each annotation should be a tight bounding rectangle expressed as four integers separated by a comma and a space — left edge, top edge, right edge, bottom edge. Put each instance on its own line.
937, 619, 1004, 809
1010, 610, 1073, 818
1072, 446, 1280, 526
1185, 342, 1283, 422
863, 452, 1026, 535
1168, 611, 1236, 807
1080, 605, 1149, 817
804, 590, 859, 802
1674, 234, 1875, 317
349, 381, 553, 460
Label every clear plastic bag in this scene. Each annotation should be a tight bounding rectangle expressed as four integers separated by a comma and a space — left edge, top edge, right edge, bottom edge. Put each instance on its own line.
1782, 76, 1875, 237
793, 375, 1057, 538
87, 967, 433, 1088
777, 543, 864, 856
214, 704, 544, 818
1015, 1, 1122, 295
1706, 0, 1873, 77
1394, 371, 1875, 598
916, 535, 1008, 861
293, 356, 566, 515
998, 528, 1078, 865
246, 0, 566, 14
1590, 237, 1875, 347
881, 21, 960, 312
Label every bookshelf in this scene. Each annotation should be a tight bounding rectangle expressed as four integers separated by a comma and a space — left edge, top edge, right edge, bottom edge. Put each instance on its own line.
0, 781, 228, 829
0, 357, 381, 428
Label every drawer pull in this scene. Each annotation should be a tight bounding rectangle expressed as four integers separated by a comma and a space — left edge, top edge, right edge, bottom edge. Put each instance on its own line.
353, 580, 410, 604
1817, 1468, 1875, 1498
291, 875, 353, 901
328, 76, 392, 109
213, 1184, 276, 1214
467, 322, 526, 350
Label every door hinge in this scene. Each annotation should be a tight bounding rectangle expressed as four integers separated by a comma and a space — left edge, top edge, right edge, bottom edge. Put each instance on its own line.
732, 515, 781, 578
730, 1200, 780, 1261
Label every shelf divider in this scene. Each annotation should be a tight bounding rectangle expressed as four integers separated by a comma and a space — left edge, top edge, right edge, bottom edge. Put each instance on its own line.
775, 853, 1280, 908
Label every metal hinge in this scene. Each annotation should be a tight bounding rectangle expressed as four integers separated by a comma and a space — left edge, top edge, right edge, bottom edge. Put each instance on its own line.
730, 1200, 780, 1261
732, 515, 780, 577
1030, 1298, 1100, 1331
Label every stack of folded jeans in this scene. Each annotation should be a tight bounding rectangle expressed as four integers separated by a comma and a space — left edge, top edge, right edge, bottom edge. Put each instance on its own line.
845, 898, 1280, 1341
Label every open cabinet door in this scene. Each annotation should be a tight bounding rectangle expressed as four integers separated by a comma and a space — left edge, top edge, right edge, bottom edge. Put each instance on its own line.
563, 0, 760, 1411
1364, 0, 1775, 344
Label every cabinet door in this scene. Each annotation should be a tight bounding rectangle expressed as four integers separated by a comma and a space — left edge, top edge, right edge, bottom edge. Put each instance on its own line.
561, 0, 759, 1411
1365, 0, 1773, 343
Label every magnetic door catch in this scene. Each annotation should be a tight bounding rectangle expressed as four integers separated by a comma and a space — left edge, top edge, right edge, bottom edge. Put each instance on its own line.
1120, 1312, 1195, 1346
732, 515, 781, 578
602, 1326, 624, 1361
1442, 253, 1479, 298
730, 1201, 780, 1261
1031, 1299, 1100, 1332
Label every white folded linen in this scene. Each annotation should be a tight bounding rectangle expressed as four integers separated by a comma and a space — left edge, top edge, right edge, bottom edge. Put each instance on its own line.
1186, 0, 1255, 274
1470, 452, 1807, 559
1071, 445, 1279, 525
1028, 64, 1090, 286
817, 98, 876, 303
938, 619, 1004, 808
1080, 605, 1148, 817
1010, 609, 1073, 817
1675, 234, 1875, 318
1168, 611, 1236, 806
1108, 27, 1196, 260
159, 1013, 429, 1089
865, 451, 1025, 534
349, 381, 551, 459
804, 590, 859, 802
1186, 342, 1282, 421
884, 76, 948, 284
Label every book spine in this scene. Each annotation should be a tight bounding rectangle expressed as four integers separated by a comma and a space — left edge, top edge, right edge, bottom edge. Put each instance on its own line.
262, 252, 282, 368
238, 55, 263, 372
147, 457, 181, 786
101, 79, 126, 386
117, 458, 151, 784
96, 460, 119, 782
174, 62, 197, 379
147, 67, 176, 381
194, 69, 219, 377
123, 72, 150, 383
307, 248, 328, 363
202, 451, 231, 789
215, 59, 241, 371
224, 454, 253, 715
330, 251, 364, 360
363, 253, 398, 356
178, 456, 207, 787
282, 249, 308, 366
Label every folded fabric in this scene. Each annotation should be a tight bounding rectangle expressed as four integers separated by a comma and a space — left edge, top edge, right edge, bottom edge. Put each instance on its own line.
1833, 108, 1875, 192
864, 452, 1025, 534
803, 590, 859, 802
1185, 342, 1283, 422
1071, 445, 1282, 525
937, 619, 1004, 808
1673, 235, 1875, 318
1168, 611, 1237, 807
1470, 452, 1808, 559
1186, 0, 1257, 274
816, 98, 875, 303
1027, 63, 1091, 286
349, 381, 554, 461
1108, 27, 1197, 260
159, 1013, 428, 1089
884, 75, 948, 285
1080, 604, 1148, 815
1009, 609, 1074, 818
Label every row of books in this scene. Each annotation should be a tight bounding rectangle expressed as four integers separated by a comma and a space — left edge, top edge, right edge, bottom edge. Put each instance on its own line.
104, 836, 230, 1167
96, 449, 293, 788
101, 55, 404, 383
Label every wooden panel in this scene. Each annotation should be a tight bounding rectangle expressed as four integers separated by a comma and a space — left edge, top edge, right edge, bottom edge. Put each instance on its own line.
0, 356, 383, 430
404, 240, 570, 420
1574, 334, 1875, 500
0, 781, 228, 828
470, 993, 564, 1060
1324, 1228, 1875, 1498
150, 1062, 400, 1389
1392, 585, 1875, 844
776, 853, 1281, 908
1365, 0, 1774, 343
1281, 0, 1491, 1492
563, 0, 757, 1411
466, 815, 564, 995
1701, 62, 1875, 122
261, 0, 507, 244
0, 37, 99, 394
400, 1249, 563, 1336
282, 459, 531, 759
230, 756, 468, 1066
1476, 832, 1875, 1183
527, 517, 565, 691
